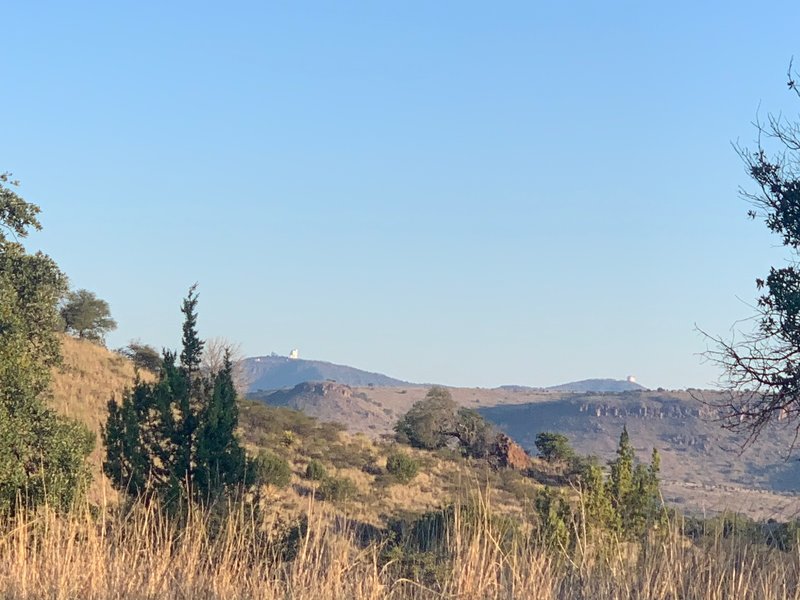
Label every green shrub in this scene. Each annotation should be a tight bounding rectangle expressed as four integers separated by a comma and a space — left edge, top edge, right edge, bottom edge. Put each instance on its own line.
252, 450, 292, 488
534, 432, 575, 463
386, 451, 420, 484
305, 459, 327, 481
319, 476, 357, 502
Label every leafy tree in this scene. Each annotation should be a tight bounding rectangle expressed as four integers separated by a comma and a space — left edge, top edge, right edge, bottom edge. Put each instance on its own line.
103, 287, 248, 503
707, 63, 800, 442
535, 432, 575, 463
394, 386, 458, 450
118, 341, 162, 373
395, 386, 499, 459
60, 288, 117, 343
0, 173, 93, 512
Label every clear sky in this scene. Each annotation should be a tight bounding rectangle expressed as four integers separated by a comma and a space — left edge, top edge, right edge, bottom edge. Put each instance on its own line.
4, 1, 799, 389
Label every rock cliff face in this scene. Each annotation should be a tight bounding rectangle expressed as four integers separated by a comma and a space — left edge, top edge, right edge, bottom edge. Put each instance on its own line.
491, 434, 530, 470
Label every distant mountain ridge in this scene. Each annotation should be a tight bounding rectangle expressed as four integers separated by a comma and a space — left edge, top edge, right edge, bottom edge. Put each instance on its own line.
546, 378, 646, 393
498, 379, 646, 393
240, 355, 411, 392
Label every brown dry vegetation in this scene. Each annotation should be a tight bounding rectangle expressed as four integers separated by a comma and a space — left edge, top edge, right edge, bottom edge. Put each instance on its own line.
31, 336, 800, 599
2, 497, 800, 600
49, 336, 155, 501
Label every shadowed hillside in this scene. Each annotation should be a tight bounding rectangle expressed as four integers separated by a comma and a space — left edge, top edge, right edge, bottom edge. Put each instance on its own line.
478, 389, 800, 518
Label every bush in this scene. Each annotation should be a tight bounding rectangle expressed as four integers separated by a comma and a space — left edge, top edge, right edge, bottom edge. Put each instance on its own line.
252, 451, 292, 488
386, 451, 419, 484
305, 459, 327, 481
319, 476, 358, 502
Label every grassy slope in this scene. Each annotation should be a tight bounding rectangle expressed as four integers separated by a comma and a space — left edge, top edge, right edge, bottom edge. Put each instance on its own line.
50, 336, 543, 525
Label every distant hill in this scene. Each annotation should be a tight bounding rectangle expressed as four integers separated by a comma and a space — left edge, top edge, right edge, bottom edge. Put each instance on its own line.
240, 355, 410, 392
546, 378, 646, 393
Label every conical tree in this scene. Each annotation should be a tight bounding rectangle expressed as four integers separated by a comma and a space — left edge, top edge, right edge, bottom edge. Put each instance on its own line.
103, 287, 247, 504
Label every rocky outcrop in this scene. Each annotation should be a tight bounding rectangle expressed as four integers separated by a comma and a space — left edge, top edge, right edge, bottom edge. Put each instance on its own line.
491, 433, 530, 470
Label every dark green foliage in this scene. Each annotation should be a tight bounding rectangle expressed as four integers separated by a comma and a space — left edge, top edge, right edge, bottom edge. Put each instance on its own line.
535, 432, 575, 463
318, 475, 357, 502
118, 342, 162, 373
103, 287, 248, 504
304, 459, 327, 481
60, 288, 117, 343
394, 387, 496, 458
0, 175, 93, 512
252, 450, 292, 488
386, 451, 419, 484
394, 386, 457, 450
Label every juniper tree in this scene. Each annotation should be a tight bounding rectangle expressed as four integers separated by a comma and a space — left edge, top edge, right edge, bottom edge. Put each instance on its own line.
103, 287, 248, 503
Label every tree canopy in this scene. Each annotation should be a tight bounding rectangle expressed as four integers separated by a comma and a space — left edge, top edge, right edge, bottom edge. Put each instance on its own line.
61, 288, 117, 343
0, 174, 93, 512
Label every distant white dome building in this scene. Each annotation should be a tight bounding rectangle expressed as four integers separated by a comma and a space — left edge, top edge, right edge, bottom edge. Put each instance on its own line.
626, 375, 637, 384
289, 349, 299, 360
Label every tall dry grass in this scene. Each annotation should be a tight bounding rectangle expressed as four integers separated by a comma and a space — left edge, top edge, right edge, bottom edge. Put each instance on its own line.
2, 494, 800, 600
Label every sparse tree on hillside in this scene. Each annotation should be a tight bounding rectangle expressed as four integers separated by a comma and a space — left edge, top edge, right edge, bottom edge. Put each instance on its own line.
394, 386, 499, 458
706, 62, 800, 444
535, 432, 576, 463
60, 288, 117, 343
103, 286, 248, 503
0, 173, 93, 512
394, 386, 458, 450
118, 341, 162, 373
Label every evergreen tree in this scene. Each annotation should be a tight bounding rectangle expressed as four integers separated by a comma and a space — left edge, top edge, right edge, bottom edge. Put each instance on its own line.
195, 353, 247, 496
607, 427, 664, 537
608, 425, 634, 517
103, 288, 247, 504
578, 461, 620, 534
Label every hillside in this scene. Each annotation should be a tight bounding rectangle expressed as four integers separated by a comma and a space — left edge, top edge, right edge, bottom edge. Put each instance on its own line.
249, 383, 800, 519
50, 335, 155, 500
241, 355, 411, 391
49, 336, 543, 526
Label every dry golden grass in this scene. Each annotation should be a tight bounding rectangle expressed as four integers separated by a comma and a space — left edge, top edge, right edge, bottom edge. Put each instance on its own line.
2, 495, 800, 600
49, 335, 154, 501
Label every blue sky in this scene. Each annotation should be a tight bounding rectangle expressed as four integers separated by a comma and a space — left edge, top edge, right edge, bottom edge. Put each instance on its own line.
4, 1, 799, 389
